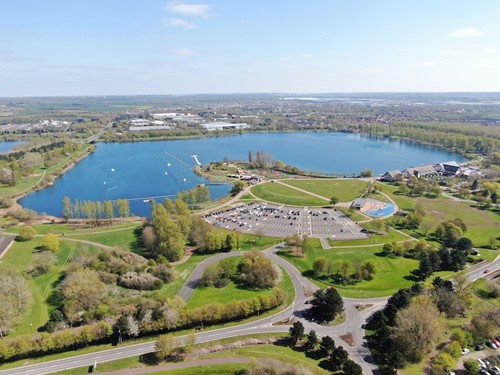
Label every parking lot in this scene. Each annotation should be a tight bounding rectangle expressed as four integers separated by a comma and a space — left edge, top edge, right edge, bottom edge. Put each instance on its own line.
204, 202, 369, 240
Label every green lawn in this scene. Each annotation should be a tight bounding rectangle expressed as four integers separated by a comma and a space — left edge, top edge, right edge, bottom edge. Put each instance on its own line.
251, 182, 328, 206
281, 238, 419, 298
281, 178, 369, 202
187, 260, 294, 309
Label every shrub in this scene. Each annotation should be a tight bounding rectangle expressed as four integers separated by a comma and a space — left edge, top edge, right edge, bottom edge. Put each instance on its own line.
17, 225, 37, 241
27, 251, 57, 276
151, 264, 174, 283
41, 233, 59, 253
118, 272, 163, 290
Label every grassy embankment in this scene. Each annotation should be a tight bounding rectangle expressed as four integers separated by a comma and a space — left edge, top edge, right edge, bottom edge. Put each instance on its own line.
0, 146, 92, 201
50, 333, 329, 375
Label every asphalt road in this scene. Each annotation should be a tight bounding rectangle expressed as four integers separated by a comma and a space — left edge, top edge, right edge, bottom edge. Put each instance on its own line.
1, 246, 498, 375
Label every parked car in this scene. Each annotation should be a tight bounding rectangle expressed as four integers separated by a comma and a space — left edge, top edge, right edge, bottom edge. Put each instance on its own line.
488, 341, 497, 349
462, 348, 470, 355
483, 269, 490, 273
476, 344, 485, 350
478, 358, 487, 369
492, 337, 500, 347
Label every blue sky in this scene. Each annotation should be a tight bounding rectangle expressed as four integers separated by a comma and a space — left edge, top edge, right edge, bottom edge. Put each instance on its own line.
1, 0, 500, 96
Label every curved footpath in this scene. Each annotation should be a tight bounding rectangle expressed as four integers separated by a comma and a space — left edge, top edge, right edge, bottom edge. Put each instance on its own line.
1, 247, 499, 375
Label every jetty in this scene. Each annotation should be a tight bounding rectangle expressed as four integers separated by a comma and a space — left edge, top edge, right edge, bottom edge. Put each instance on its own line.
191, 155, 201, 165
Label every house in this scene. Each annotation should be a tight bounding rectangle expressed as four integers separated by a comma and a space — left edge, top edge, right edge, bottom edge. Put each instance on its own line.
351, 198, 367, 209
434, 161, 460, 176
380, 170, 402, 182
402, 164, 437, 179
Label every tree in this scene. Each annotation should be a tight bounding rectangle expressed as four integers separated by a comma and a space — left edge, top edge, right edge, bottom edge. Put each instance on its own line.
310, 287, 344, 322
343, 359, 363, 375
155, 334, 175, 361
115, 199, 130, 218
443, 340, 462, 358
62, 196, 72, 221
41, 233, 60, 253
463, 359, 480, 374
312, 257, 329, 277
360, 169, 373, 177
189, 217, 211, 250
231, 180, 247, 196
304, 330, 319, 351
142, 225, 157, 257
0, 272, 32, 338
152, 203, 185, 262
330, 346, 349, 370
28, 251, 57, 276
204, 232, 222, 253
289, 321, 304, 346
455, 237, 473, 252
392, 296, 443, 362
18, 226, 37, 241
248, 149, 254, 163
330, 196, 339, 205
319, 335, 336, 357
224, 233, 238, 251
431, 352, 454, 375
59, 269, 106, 324
240, 251, 278, 289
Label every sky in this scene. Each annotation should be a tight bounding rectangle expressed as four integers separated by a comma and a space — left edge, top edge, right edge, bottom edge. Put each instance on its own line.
1, 0, 500, 96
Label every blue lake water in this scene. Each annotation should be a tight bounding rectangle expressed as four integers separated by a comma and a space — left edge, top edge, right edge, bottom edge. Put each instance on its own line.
0, 141, 24, 152
19, 132, 468, 218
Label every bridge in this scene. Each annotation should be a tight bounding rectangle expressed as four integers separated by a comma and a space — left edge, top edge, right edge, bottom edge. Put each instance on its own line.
85, 122, 114, 144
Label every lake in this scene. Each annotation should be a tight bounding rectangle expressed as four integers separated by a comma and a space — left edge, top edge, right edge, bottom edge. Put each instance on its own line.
0, 141, 24, 152
19, 132, 468, 218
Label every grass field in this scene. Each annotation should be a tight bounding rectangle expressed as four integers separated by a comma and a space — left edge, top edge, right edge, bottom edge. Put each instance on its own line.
0, 239, 98, 336
187, 259, 294, 309
251, 182, 328, 206
281, 238, 419, 298
281, 178, 369, 202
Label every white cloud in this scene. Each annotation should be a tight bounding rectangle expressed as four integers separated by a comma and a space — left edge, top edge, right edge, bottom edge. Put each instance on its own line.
279, 57, 292, 62
172, 48, 196, 55
162, 18, 196, 29
415, 61, 435, 68
302, 53, 312, 59
164, 1, 212, 17
397, 47, 415, 53
448, 27, 484, 38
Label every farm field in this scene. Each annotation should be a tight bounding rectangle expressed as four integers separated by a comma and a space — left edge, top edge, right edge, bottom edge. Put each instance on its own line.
281, 178, 369, 202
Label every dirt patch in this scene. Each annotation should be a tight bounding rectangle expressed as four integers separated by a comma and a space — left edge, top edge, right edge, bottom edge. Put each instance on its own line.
272, 316, 296, 326
355, 304, 373, 311
340, 333, 354, 347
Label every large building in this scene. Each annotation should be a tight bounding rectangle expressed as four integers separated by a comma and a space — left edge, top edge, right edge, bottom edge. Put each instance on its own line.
200, 122, 250, 131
